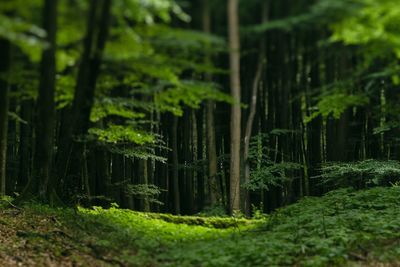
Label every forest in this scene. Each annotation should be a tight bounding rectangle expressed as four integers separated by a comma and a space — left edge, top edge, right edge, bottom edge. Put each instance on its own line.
1, 0, 400, 266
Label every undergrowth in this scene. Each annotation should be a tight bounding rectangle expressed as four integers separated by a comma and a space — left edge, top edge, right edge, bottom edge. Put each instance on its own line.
1, 187, 400, 266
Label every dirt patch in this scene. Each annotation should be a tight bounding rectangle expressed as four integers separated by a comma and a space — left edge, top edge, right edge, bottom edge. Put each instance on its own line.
0, 208, 110, 267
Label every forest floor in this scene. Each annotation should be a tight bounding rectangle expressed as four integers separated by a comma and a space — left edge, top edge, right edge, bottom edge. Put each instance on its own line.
1, 187, 400, 267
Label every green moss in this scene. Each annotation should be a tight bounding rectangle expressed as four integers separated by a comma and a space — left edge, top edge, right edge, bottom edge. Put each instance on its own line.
133, 212, 254, 229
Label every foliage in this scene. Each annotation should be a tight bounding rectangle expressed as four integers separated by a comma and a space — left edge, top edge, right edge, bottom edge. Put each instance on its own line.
306, 92, 369, 122
197, 204, 228, 217
107, 145, 167, 163
3, 187, 400, 266
0, 1, 45, 62
88, 125, 155, 145
90, 98, 146, 123
247, 0, 361, 33
315, 159, 400, 189
125, 184, 163, 205
155, 80, 232, 116
245, 161, 303, 191
0, 196, 14, 209
373, 121, 400, 135
113, 0, 190, 24
245, 133, 303, 191
331, 0, 400, 61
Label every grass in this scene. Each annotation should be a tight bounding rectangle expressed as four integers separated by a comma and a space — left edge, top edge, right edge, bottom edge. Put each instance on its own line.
1, 187, 400, 266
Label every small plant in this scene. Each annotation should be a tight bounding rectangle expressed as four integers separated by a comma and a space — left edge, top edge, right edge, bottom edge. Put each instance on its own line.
231, 209, 244, 219
0, 195, 14, 208
251, 203, 266, 220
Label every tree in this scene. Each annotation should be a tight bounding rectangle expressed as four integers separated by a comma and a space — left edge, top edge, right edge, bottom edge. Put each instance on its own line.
171, 115, 180, 214
56, 0, 111, 199
0, 39, 10, 196
33, 0, 58, 200
203, 0, 219, 206
242, 1, 268, 215
227, 0, 241, 213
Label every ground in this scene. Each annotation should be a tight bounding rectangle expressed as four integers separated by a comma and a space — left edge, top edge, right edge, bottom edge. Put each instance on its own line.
1, 187, 400, 266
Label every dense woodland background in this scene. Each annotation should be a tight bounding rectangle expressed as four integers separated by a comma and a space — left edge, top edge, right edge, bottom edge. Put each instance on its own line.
0, 0, 400, 216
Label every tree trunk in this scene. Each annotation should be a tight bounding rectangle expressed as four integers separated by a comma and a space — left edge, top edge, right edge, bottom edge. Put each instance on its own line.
139, 159, 150, 212
56, 0, 111, 198
227, 0, 241, 213
6, 96, 17, 194
196, 107, 205, 211
0, 39, 11, 196
171, 116, 180, 214
34, 0, 58, 200
243, 1, 268, 216
18, 100, 33, 191
202, 0, 220, 206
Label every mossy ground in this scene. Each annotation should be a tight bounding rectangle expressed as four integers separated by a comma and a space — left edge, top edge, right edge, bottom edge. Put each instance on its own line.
1, 187, 400, 266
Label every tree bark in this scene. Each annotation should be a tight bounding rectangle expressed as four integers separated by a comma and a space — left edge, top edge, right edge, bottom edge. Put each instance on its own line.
139, 159, 150, 212
227, 0, 241, 213
0, 39, 10, 196
243, 1, 268, 216
6, 96, 17, 194
34, 0, 58, 200
196, 107, 205, 211
18, 100, 33, 191
171, 116, 180, 214
202, 0, 220, 206
56, 0, 111, 198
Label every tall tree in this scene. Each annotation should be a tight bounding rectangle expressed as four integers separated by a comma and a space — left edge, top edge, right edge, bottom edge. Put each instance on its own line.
203, 0, 219, 205
0, 39, 11, 196
56, 0, 111, 198
243, 1, 268, 215
33, 0, 58, 200
171, 115, 180, 214
227, 0, 241, 213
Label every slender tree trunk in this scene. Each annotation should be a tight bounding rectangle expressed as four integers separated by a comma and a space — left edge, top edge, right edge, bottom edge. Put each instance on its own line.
306, 32, 323, 195
202, 0, 220, 206
171, 116, 180, 214
191, 109, 199, 212
185, 109, 195, 214
0, 39, 11, 196
243, 1, 268, 215
196, 107, 205, 211
18, 100, 33, 191
206, 99, 219, 203
228, 0, 241, 213
243, 59, 263, 214
139, 159, 150, 212
6, 96, 17, 194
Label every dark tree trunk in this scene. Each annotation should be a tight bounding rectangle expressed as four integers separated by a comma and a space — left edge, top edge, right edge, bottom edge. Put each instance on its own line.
33, 0, 58, 200
56, 0, 111, 200
6, 96, 17, 194
18, 100, 34, 191
196, 107, 205, 211
0, 39, 11, 196
306, 32, 323, 195
171, 115, 180, 214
